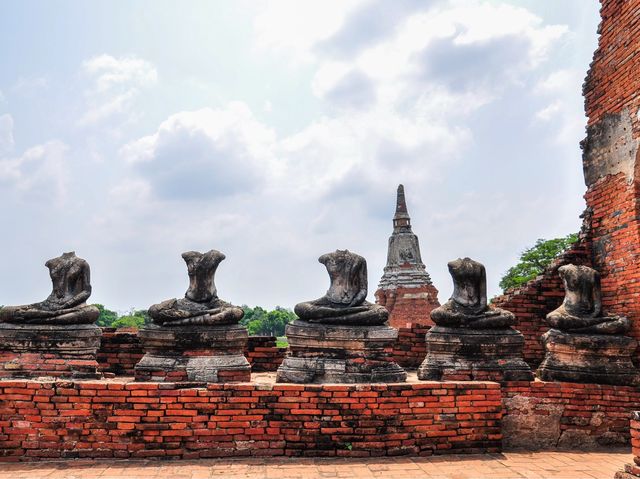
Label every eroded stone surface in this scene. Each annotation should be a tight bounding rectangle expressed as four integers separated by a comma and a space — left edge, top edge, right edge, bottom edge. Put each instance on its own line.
0, 252, 101, 379
0, 252, 99, 325
581, 108, 639, 187
279, 250, 405, 383
538, 329, 639, 385
136, 249, 249, 383
546, 264, 630, 334
148, 250, 244, 327
277, 320, 406, 383
418, 258, 531, 382
538, 264, 639, 385
430, 258, 515, 329
294, 250, 388, 326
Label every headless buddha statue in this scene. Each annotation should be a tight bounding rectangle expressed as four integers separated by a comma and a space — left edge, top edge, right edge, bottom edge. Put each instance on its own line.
148, 250, 244, 327
431, 257, 515, 328
294, 249, 388, 325
0, 252, 99, 325
546, 264, 629, 334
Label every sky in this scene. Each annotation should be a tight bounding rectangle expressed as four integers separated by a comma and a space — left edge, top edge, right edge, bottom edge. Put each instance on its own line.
0, 0, 601, 313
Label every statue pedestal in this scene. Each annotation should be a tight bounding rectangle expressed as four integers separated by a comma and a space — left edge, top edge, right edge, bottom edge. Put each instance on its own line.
537, 328, 639, 385
276, 320, 406, 383
418, 325, 533, 382
134, 324, 250, 383
0, 323, 102, 379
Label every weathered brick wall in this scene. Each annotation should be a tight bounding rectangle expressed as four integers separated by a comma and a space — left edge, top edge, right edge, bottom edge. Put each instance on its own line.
376, 285, 439, 330
97, 328, 144, 376
245, 336, 287, 372
494, 0, 640, 363
391, 325, 429, 368
492, 241, 592, 368
97, 331, 288, 375
502, 381, 640, 450
614, 412, 640, 478
0, 379, 501, 461
581, 0, 640, 349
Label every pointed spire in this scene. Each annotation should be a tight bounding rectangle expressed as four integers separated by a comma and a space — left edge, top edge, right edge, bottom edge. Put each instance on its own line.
393, 184, 411, 231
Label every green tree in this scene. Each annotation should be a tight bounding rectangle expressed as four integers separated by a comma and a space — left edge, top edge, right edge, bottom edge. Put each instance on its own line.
241, 305, 295, 336
94, 304, 118, 327
111, 315, 146, 328
499, 233, 579, 292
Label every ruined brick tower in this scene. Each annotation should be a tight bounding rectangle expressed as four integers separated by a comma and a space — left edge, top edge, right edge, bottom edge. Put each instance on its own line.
376, 185, 440, 329
494, 0, 640, 366
581, 0, 640, 349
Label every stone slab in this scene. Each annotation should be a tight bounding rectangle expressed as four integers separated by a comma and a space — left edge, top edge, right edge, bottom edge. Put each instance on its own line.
277, 320, 407, 383
537, 328, 639, 386
418, 325, 533, 382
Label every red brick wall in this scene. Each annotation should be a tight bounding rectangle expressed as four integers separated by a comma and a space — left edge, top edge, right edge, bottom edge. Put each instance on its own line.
584, 1, 640, 130
503, 381, 640, 450
492, 241, 592, 367
245, 336, 287, 372
3, 378, 640, 461
391, 325, 429, 368
376, 285, 439, 330
97, 330, 288, 375
0, 379, 501, 461
98, 328, 144, 376
581, 0, 640, 344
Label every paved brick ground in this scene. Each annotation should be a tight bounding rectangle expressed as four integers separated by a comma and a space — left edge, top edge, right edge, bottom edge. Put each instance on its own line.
0, 450, 630, 478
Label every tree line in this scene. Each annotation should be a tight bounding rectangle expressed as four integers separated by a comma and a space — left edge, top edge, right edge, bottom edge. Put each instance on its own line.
95, 304, 296, 336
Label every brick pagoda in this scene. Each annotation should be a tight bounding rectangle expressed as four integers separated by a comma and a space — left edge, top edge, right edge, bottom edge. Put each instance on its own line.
376, 184, 440, 329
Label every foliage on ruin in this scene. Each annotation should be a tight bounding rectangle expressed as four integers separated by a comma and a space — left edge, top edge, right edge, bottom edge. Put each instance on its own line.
499, 233, 578, 292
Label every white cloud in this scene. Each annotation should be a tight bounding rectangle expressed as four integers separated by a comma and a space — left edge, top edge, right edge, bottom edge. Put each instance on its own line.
0, 140, 68, 204
308, 2, 568, 114
535, 101, 562, 121
79, 54, 157, 126
253, 0, 364, 63
0, 114, 14, 153
120, 102, 277, 200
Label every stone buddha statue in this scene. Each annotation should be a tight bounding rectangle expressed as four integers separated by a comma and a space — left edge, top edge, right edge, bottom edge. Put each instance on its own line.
148, 249, 244, 327
545, 264, 630, 334
0, 252, 99, 325
431, 257, 515, 328
294, 249, 388, 325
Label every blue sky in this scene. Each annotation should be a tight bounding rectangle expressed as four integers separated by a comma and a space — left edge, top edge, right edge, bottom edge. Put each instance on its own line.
0, 0, 600, 312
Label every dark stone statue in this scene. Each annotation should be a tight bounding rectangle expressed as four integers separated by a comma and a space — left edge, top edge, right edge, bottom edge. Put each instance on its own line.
545, 264, 630, 334
0, 252, 99, 325
418, 257, 532, 382
431, 257, 515, 329
294, 249, 388, 325
277, 249, 406, 383
148, 250, 244, 327
537, 264, 638, 385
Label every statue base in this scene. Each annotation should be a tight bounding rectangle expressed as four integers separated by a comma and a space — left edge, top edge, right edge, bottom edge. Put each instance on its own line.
537, 328, 639, 385
276, 320, 406, 383
0, 323, 102, 379
417, 325, 533, 382
134, 324, 250, 383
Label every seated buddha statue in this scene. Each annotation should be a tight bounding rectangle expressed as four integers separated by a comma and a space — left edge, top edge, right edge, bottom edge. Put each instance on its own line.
148, 249, 244, 327
546, 264, 629, 334
294, 249, 388, 325
0, 252, 99, 325
431, 257, 515, 329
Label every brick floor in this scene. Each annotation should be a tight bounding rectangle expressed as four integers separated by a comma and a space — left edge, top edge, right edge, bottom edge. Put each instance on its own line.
0, 450, 630, 479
